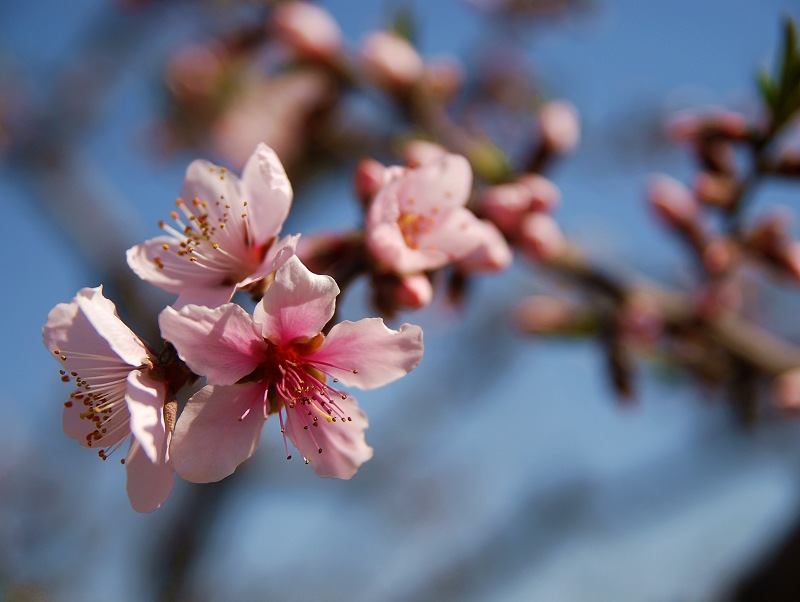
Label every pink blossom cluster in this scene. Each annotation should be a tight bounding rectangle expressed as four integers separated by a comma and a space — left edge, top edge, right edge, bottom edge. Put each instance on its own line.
43, 143, 428, 512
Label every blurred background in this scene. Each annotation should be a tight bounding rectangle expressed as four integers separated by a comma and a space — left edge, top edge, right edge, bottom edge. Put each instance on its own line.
4, 0, 800, 600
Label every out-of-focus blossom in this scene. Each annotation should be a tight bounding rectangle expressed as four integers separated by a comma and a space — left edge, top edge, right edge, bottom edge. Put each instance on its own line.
271, 1, 342, 61
702, 237, 736, 276
402, 139, 448, 166
457, 219, 513, 272
519, 212, 564, 261
360, 31, 425, 90
481, 174, 561, 234
43, 287, 173, 513
365, 151, 511, 274
774, 368, 800, 415
165, 42, 228, 106
539, 101, 580, 155
514, 295, 591, 335
665, 108, 750, 143
645, 174, 700, 231
422, 57, 464, 99
354, 157, 389, 204
210, 70, 336, 171
693, 172, 737, 207
127, 143, 297, 309
160, 256, 424, 482
745, 209, 800, 280
375, 273, 435, 311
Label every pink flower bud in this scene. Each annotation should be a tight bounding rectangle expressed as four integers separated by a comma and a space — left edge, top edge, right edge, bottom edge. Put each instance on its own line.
457, 219, 513, 273
702, 238, 735, 276
516, 173, 561, 212
693, 172, 737, 208
665, 108, 749, 142
394, 274, 434, 309
422, 58, 463, 99
773, 368, 800, 415
165, 43, 227, 102
539, 101, 580, 155
514, 295, 585, 335
271, 1, 342, 61
353, 158, 387, 204
783, 241, 800, 281
360, 31, 424, 90
480, 183, 530, 234
519, 213, 564, 262
402, 139, 448, 166
645, 174, 699, 229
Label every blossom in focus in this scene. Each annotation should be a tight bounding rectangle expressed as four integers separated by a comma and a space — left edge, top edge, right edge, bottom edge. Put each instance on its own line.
127, 143, 298, 308
365, 151, 511, 275
42, 287, 173, 513
160, 256, 424, 482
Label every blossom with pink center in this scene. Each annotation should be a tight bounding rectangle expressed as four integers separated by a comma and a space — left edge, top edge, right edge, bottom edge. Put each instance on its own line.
42, 287, 173, 513
365, 151, 511, 274
127, 143, 298, 309
159, 256, 424, 482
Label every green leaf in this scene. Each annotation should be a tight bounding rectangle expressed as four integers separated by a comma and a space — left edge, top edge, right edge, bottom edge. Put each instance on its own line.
387, 4, 416, 43
757, 68, 778, 110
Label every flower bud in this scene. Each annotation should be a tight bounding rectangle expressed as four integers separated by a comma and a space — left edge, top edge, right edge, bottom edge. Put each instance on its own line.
360, 31, 424, 90
519, 213, 565, 262
353, 158, 387, 204
702, 238, 735, 276
645, 174, 699, 230
514, 295, 590, 335
402, 139, 447, 166
394, 274, 434, 309
271, 1, 342, 61
422, 58, 464, 99
517, 173, 561, 212
539, 101, 580, 155
693, 172, 737, 208
480, 183, 530, 233
774, 368, 800, 415
665, 108, 749, 143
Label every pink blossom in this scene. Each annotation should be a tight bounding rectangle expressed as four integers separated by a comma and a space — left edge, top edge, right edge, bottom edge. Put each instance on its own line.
519, 212, 565, 262
159, 256, 424, 482
42, 287, 173, 513
645, 174, 699, 229
360, 31, 424, 90
127, 143, 298, 308
365, 151, 511, 274
271, 1, 342, 61
539, 101, 580, 155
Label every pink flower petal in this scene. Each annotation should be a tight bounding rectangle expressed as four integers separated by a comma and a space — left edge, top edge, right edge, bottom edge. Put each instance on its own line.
456, 219, 513, 272
238, 233, 299, 288
284, 393, 373, 479
312, 319, 423, 389
43, 286, 147, 370
125, 438, 175, 513
170, 383, 267, 483
126, 371, 167, 464
126, 236, 237, 303
240, 143, 293, 246
254, 256, 338, 345
159, 304, 265, 385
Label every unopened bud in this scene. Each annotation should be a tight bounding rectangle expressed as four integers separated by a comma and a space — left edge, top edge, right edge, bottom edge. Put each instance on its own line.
165, 43, 227, 102
665, 108, 749, 143
403, 140, 447, 167
353, 158, 387, 204
422, 58, 464, 99
394, 274, 434, 309
702, 238, 735, 276
517, 174, 561, 212
271, 1, 342, 61
480, 183, 530, 233
514, 295, 592, 335
539, 101, 580, 155
360, 31, 425, 90
774, 368, 800, 415
693, 172, 737, 208
645, 174, 699, 230
519, 213, 565, 262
